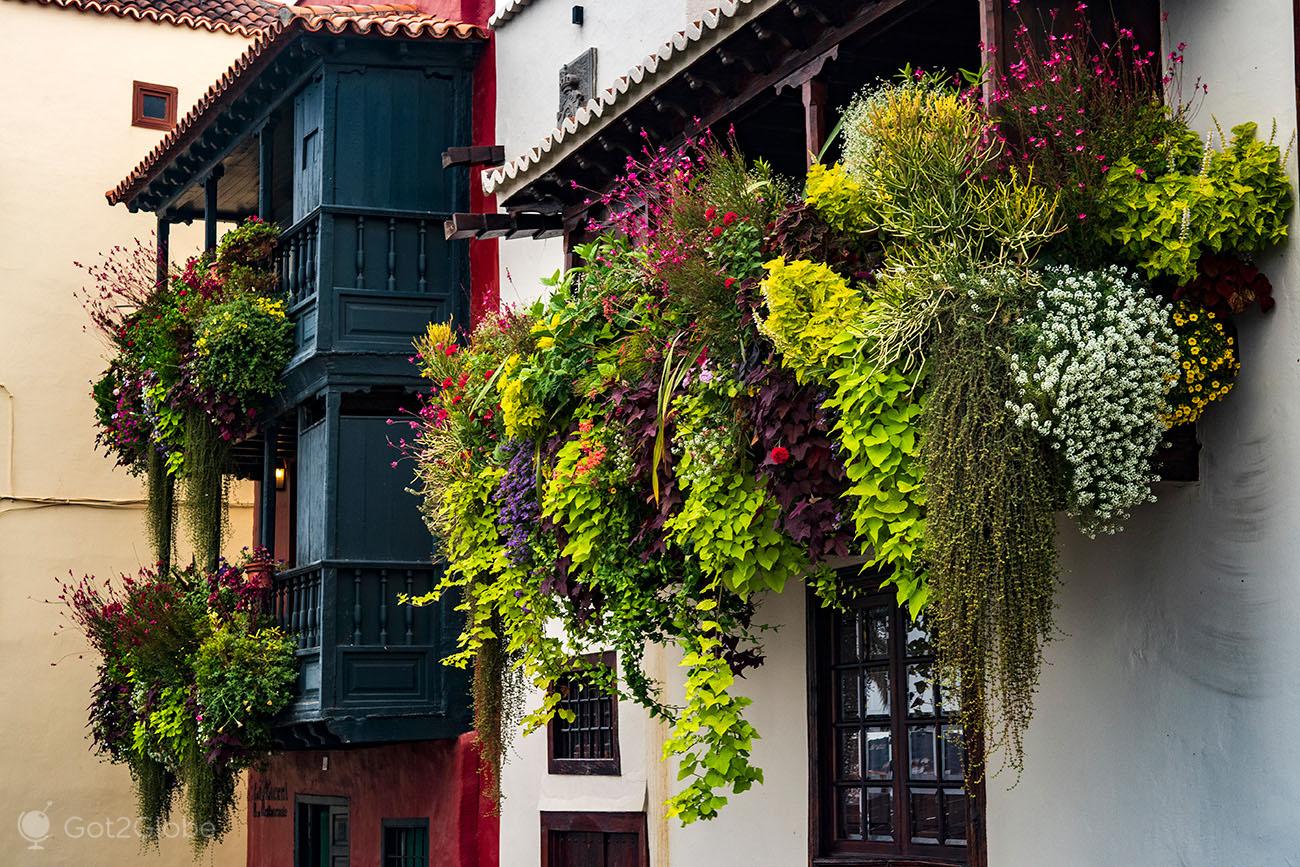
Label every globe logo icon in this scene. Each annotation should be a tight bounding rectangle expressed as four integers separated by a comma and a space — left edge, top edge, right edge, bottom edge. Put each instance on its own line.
17, 803, 53, 850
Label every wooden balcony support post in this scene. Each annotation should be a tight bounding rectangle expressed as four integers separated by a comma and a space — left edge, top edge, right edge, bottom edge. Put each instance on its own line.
259, 421, 278, 553
773, 46, 838, 168
155, 216, 170, 288
258, 120, 275, 220
203, 166, 224, 252
802, 77, 828, 168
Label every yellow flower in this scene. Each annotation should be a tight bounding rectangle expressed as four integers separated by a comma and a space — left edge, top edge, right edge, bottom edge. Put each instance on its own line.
424, 321, 455, 349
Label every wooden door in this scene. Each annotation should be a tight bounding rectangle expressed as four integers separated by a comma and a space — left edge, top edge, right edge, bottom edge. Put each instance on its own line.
540, 813, 647, 867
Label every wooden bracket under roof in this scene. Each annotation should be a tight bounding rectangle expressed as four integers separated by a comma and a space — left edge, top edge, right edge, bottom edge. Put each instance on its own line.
444, 211, 564, 241
441, 145, 506, 168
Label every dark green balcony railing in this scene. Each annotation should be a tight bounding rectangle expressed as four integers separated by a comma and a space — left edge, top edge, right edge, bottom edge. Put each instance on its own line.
271, 561, 468, 747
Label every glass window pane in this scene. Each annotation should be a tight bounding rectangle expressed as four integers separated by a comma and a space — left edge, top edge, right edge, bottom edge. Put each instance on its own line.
838, 787, 863, 840
864, 726, 892, 780
908, 724, 937, 780
141, 92, 168, 120
909, 788, 942, 844
943, 788, 969, 845
864, 668, 890, 717
941, 724, 964, 781
865, 606, 890, 659
907, 662, 936, 717
837, 613, 860, 662
906, 616, 933, 657
865, 786, 893, 842
838, 670, 860, 722
837, 728, 862, 780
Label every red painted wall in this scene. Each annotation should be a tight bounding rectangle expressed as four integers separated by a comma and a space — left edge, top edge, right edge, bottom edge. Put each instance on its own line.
246, 733, 498, 867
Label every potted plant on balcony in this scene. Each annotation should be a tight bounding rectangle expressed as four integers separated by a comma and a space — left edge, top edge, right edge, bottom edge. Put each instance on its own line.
57, 549, 296, 851
80, 218, 292, 569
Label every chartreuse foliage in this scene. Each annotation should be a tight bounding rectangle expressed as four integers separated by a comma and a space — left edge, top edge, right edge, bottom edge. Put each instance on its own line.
404, 43, 1291, 827
1097, 122, 1293, 282
83, 217, 290, 569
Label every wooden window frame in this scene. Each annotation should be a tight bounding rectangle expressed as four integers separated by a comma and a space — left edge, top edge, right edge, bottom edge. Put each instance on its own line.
539, 811, 648, 867
548, 650, 621, 776
132, 81, 178, 131
807, 581, 987, 867
381, 817, 429, 867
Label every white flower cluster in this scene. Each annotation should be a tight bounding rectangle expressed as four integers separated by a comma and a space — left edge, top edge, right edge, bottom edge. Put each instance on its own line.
1008, 265, 1178, 536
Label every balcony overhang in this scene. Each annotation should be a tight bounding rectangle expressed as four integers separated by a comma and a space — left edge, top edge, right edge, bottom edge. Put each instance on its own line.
106, 4, 488, 219
484, 0, 983, 220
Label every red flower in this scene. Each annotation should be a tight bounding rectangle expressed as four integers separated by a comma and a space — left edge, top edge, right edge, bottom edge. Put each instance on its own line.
711, 226, 724, 238
769, 446, 790, 465
722, 211, 737, 225
440, 377, 453, 389
724, 277, 737, 289
704, 206, 717, 220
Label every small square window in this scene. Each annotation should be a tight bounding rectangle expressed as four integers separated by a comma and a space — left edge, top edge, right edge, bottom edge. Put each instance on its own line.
382, 819, 428, 867
132, 81, 177, 131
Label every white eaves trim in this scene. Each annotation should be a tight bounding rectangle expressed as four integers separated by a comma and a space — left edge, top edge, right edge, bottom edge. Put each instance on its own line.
482, 0, 778, 202
489, 0, 536, 28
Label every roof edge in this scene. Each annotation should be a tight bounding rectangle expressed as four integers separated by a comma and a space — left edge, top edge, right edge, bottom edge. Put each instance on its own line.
482, 0, 776, 202
5, 0, 274, 37
107, 8, 488, 209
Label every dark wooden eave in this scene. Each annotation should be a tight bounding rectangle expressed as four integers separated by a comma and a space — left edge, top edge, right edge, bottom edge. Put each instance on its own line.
494, 0, 978, 220
441, 144, 506, 168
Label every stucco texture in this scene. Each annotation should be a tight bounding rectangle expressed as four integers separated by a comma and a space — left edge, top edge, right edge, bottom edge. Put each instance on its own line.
0, 4, 258, 864
986, 3, 1300, 865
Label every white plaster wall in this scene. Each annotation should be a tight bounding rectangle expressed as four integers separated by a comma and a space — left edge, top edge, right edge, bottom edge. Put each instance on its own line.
492, 0, 699, 307
497, 584, 811, 867
987, 2, 1300, 864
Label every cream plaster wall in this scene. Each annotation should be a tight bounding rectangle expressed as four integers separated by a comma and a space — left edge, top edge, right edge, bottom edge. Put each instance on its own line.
0, 5, 257, 864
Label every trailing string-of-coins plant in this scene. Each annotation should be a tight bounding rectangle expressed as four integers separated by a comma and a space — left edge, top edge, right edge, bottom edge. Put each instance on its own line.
405, 17, 1291, 823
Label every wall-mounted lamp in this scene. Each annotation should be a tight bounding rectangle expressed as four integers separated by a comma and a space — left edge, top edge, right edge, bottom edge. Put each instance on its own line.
571, 4, 584, 26
274, 462, 287, 491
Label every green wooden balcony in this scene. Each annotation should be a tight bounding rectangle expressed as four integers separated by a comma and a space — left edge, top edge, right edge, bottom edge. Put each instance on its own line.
270, 561, 467, 747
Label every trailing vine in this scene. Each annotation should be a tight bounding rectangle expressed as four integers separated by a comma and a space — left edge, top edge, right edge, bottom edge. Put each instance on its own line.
400, 19, 1292, 824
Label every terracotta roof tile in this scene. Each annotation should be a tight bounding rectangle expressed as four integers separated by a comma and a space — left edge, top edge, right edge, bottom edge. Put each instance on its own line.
107, 3, 487, 206
6, 0, 282, 36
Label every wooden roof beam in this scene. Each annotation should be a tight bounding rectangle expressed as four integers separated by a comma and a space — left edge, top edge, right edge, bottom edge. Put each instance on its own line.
441, 145, 506, 168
